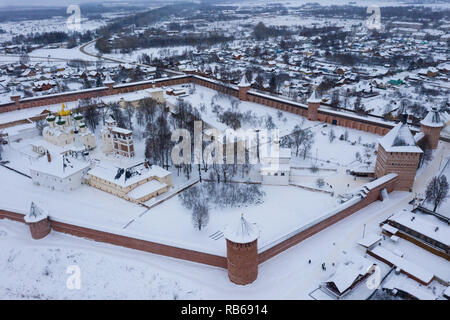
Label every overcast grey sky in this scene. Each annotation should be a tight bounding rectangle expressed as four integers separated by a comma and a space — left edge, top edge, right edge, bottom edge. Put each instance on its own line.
0, 0, 159, 8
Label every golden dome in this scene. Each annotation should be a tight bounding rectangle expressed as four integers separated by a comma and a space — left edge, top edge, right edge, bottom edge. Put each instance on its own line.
58, 103, 71, 117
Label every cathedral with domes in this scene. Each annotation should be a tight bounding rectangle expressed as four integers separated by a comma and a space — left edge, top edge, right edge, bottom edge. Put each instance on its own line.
42, 104, 96, 150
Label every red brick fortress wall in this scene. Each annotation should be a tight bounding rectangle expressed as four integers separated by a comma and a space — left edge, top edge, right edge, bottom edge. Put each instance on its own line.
0, 74, 430, 141
0, 209, 227, 269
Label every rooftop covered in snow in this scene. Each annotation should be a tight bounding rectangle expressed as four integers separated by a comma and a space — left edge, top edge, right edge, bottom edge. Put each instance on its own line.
24, 201, 49, 223
307, 90, 321, 104
378, 122, 422, 153
238, 75, 251, 87
420, 107, 445, 128
224, 214, 259, 244
87, 160, 170, 188
29, 153, 90, 179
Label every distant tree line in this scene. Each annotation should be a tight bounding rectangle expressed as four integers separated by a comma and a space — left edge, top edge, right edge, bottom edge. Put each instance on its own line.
97, 33, 234, 54
11, 30, 94, 48
253, 22, 293, 40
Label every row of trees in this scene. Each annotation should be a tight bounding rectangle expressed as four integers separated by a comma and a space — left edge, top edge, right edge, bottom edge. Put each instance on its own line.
179, 181, 265, 231
282, 121, 315, 160
12, 30, 94, 48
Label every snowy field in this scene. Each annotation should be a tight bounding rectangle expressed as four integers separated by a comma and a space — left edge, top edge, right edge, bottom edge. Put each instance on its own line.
0, 17, 106, 43
31, 45, 100, 62
83, 41, 193, 63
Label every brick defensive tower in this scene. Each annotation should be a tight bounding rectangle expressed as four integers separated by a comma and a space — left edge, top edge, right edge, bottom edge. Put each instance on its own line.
420, 107, 444, 150
10, 89, 22, 110
307, 90, 321, 121
224, 214, 259, 285
374, 115, 422, 191
238, 75, 251, 101
24, 202, 51, 240
103, 73, 115, 92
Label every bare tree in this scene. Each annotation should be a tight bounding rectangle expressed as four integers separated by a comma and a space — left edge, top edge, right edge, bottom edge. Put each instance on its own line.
418, 138, 433, 168
425, 175, 449, 212
0, 131, 4, 160
331, 90, 340, 108
109, 102, 126, 128
35, 119, 47, 136
124, 103, 135, 130
289, 123, 314, 158
179, 184, 210, 231
328, 128, 336, 143
265, 114, 276, 130
192, 202, 209, 231
83, 105, 100, 131
316, 177, 325, 188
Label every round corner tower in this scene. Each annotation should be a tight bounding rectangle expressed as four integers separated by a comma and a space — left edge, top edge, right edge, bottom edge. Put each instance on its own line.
224, 214, 259, 285
10, 90, 22, 110
238, 75, 251, 101
420, 107, 444, 150
24, 202, 51, 240
104, 74, 115, 92
307, 90, 321, 121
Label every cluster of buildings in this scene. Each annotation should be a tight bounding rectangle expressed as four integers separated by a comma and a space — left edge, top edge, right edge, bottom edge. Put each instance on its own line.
28, 103, 172, 204
0, 59, 158, 105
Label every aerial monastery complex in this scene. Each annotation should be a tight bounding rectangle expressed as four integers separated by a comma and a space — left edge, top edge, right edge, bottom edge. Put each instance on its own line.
0, 73, 448, 291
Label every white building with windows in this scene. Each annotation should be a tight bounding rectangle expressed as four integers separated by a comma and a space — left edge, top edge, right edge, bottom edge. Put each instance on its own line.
29, 151, 90, 192
260, 147, 292, 185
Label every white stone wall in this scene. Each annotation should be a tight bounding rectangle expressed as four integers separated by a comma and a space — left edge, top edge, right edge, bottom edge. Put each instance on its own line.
30, 169, 86, 192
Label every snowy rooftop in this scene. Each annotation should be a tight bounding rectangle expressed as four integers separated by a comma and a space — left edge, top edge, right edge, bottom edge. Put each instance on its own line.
103, 74, 114, 85
378, 122, 423, 153
24, 201, 48, 223
325, 256, 374, 294
307, 90, 321, 104
388, 210, 450, 246
87, 161, 170, 188
111, 126, 132, 135
127, 179, 168, 200
29, 153, 90, 179
356, 233, 382, 248
420, 108, 445, 128
224, 214, 259, 244
382, 276, 436, 300
370, 246, 434, 284
238, 75, 250, 87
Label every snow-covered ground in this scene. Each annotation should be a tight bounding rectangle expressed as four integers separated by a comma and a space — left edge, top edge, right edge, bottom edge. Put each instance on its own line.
0, 219, 204, 300
0, 17, 105, 43
0, 187, 436, 300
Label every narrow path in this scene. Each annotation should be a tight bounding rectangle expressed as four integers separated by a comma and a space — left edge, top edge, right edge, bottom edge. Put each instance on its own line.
0, 163, 31, 179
